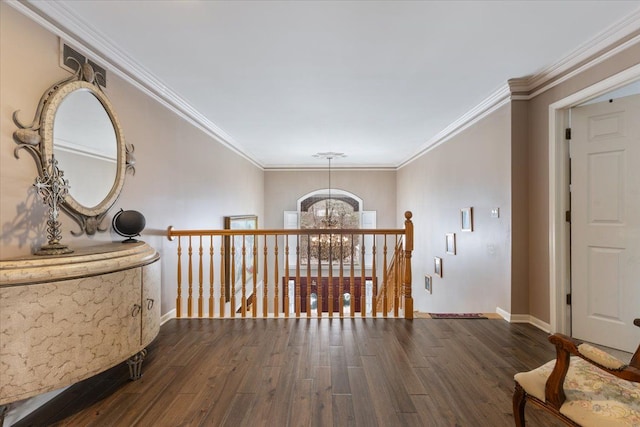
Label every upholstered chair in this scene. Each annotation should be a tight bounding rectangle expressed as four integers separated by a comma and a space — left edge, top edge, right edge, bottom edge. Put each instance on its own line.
513, 319, 640, 426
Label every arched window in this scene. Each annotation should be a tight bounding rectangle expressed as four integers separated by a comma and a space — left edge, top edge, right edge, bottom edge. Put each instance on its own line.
297, 190, 362, 265
283, 189, 375, 267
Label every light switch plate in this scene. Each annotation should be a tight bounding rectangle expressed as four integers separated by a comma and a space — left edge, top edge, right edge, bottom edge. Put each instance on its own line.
491, 208, 500, 218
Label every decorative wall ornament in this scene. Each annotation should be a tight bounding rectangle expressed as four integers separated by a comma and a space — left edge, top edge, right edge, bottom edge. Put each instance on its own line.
434, 256, 442, 278
33, 156, 73, 255
461, 207, 474, 232
13, 59, 134, 237
446, 233, 456, 255
424, 274, 432, 293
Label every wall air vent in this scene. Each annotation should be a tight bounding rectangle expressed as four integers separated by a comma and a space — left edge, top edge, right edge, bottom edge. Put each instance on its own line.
59, 41, 107, 88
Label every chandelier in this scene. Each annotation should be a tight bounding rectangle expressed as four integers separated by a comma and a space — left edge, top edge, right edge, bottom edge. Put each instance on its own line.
306, 152, 350, 264
313, 152, 346, 228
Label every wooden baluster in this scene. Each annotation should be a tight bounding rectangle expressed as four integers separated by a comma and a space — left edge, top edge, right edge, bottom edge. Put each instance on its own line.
403, 211, 414, 319
198, 236, 203, 317
241, 236, 247, 318
339, 235, 344, 318
295, 236, 301, 318
176, 236, 182, 318
350, 234, 355, 318
209, 236, 214, 318
252, 234, 258, 318
318, 236, 322, 317
231, 237, 236, 318
399, 252, 405, 310
263, 235, 268, 318
371, 235, 377, 318
394, 235, 400, 318
284, 237, 290, 318
316, 235, 322, 316
383, 235, 388, 318
328, 233, 334, 318
307, 235, 312, 318
220, 240, 226, 318
361, 232, 366, 318
274, 235, 280, 318
188, 236, 193, 318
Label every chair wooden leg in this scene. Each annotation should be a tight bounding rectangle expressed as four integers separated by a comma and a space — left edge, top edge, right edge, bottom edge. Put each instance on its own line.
513, 382, 527, 427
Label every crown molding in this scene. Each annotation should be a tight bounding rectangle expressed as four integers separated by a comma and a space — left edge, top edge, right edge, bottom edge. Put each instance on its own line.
398, 84, 512, 168
9, 1, 640, 171
264, 166, 397, 172
525, 8, 640, 95
7, 0, 263, 169
399, 7, 640, 167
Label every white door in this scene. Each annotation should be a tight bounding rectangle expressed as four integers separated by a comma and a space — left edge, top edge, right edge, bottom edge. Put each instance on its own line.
570, 94, 640, 352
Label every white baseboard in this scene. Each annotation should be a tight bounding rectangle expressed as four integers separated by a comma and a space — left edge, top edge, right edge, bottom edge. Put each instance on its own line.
496, 307, 512, 321
495, 307, 551, 333
161, 309, 176, 325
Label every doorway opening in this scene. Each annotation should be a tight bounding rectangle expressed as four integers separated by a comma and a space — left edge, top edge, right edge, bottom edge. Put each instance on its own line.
548, 65, 640, 344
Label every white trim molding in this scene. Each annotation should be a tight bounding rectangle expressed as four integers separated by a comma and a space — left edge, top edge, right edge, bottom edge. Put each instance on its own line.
7, 1, 640, 171
161, 309, 177, 325
6, 0, 261, 169
496, 307, 551, 333
399, 9, 640, 167
399, 85, 512, 168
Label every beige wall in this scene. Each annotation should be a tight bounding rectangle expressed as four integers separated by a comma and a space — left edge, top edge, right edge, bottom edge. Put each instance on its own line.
397, 105, 512, 314
510, 100, 529, 315
0, 3, 264, 316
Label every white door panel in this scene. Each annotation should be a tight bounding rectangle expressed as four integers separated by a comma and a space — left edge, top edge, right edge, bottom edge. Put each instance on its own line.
571, 94, 640, 353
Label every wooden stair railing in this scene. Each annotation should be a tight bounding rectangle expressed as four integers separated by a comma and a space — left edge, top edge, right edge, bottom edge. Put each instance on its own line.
167, 211, 414, 319
375, 239, 404, 316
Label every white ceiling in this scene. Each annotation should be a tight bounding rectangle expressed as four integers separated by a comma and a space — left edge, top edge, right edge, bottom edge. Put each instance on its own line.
23, 1, 640, 169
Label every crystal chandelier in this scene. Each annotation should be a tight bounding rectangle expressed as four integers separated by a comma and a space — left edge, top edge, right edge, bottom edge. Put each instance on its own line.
313, 151, 346, 229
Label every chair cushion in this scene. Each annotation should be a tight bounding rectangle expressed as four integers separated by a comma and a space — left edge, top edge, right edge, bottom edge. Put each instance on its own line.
577, 344, 628, 370
514, 357, 640, 427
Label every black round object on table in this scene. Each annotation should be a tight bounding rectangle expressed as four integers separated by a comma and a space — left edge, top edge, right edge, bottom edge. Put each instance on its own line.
112, 209, 146, 243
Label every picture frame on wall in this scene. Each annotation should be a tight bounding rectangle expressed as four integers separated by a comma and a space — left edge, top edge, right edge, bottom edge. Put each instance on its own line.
461, 207, 473, 232
224, 215, 258, 302
425, 274, 432, 293
446, 233, 456, 255
434, 256, 442, 277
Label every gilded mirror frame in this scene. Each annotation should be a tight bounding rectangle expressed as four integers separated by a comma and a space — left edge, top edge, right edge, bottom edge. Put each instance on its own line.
13, 63, 135, 235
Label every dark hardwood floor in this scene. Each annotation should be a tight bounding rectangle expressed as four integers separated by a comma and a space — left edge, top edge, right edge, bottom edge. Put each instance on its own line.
13, 318, 566, 427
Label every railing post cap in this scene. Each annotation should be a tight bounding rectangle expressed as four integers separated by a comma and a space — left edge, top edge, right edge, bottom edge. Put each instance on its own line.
404, 211, 412, 220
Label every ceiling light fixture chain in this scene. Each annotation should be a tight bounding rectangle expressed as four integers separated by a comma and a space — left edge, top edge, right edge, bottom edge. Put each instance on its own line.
313, 152, 346, 228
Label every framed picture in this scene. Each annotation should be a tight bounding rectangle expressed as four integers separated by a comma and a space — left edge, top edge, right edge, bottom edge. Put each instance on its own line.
224, 215, 258, 301
434, 256, 442, 277
461, 207, 473, 232
446, 233, 456, 255
424, 274, 432, 293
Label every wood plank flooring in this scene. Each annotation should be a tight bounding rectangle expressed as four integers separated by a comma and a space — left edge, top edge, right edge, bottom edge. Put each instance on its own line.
12, 318, 567, 426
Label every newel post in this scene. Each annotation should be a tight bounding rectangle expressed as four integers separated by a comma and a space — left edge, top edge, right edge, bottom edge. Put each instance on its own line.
403, 211, 414, 319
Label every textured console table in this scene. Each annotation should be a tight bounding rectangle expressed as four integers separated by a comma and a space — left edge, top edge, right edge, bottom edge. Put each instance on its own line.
0, 242, 161, 406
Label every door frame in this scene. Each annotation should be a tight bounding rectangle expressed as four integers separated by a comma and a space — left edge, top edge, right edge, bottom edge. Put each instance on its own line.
548, 63, 640, 334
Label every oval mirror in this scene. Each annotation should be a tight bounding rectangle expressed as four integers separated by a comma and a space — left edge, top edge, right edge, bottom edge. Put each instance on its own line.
53, 89, 118, 207
14, 64, 133, 237
37, 78, 129, 235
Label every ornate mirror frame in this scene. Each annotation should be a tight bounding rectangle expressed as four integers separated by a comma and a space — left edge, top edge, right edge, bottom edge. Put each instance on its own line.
13, 63, 134, 236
